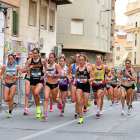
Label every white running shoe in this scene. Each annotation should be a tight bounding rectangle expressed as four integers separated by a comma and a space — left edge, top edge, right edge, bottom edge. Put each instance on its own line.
121, 109, 125, 115
100, 111, 102, 115
128, 108, 131, 115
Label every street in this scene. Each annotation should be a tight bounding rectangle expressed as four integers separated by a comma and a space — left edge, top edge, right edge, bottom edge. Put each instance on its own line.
0, 101, 140, 140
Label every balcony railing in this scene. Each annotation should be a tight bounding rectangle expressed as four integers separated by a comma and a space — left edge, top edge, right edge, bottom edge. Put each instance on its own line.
126, 2, 139, 12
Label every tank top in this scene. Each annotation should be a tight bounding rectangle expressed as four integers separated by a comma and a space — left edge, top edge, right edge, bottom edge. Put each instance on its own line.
92, 64, 105, 86
110, 74, 117, 84
5, 63, 17, 78
30, 58, 43, 80
122, 69, 132, 82
77, 66, 90, 84
72, 63, 76, 79
46, 63, 58, 77
58, 66, 68, 86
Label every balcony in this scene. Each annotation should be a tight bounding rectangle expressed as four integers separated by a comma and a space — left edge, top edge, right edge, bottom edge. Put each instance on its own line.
125, 41, 133, 50
125, 2, 140, 16
0, 0, 20, 8
56, 0, 73, 5
124, 21, 140, 32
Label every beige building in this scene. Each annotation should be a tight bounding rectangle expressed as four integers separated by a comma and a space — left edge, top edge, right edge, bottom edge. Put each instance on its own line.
4, 0, 73, 67
114, 25, 127, 66
57, 0, 116, 68
124, 0, 140, 69
0, 0, 20, 65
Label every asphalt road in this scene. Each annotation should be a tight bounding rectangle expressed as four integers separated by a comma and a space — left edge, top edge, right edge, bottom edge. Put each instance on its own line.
0, 100, 140, 140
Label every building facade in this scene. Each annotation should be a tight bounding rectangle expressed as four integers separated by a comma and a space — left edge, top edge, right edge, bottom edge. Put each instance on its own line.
114, 25, 127, 66
0, 0, 20, 65
124, 0, 140, 69
57, 0, 116, 68
4, 0, 73, 68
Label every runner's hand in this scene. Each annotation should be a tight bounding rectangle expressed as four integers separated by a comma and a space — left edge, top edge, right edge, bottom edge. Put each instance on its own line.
2, 80, 5, 85
42, 70, 46, 74
16, 76, 19, 79
29, 65, 33, 70
73, 81, 75, 85
40, 76, 44, 80
47, 74, 52, 77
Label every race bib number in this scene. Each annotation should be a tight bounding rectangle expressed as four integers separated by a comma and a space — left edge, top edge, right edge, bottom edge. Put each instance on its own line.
106, 83, 110, 88
93, 79, 102, 85
47, 69, 54, 75
111, 80, 116, 83
58, 77, 67, 83
122, 77, 130, 81
31, 70, 41, 78
6, 70, 16, 77
77, 75, 87, 83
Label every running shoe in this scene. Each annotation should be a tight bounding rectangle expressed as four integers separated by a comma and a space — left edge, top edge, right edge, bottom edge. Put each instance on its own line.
100, 111, 102, 115
116, 102, 119, 105
77, 118, 83, 124
60, 111, 65, 116
111, 103, 114, 106
36, 107, 41, 118
7, 113, 12, 118
88, 100, 92, 107
119, 99, 121, 102
96, 111, 100, 117
87, 106, 90, 111
108, 100, 110, 102
94, 100, 97, 106
58, 100, 63, 110
41, 114, 48, 119
50, 108, 53, 112
23, 109, 29, 115
130, 104, 132, 108
121, 109, 125, 115
75, 113, 79, 119
128, 108, 131, 115
83, 108, 87, 113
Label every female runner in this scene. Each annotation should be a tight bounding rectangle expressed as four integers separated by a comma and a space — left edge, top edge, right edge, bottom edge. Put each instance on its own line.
74, 55, 94, 124
58, 57, 70, 116
91, 54, 110, 117
41, 53, 62, 119
0, 54, 23, 118
67, 53, 80, 119
23, 48, 47, 118
22, 51, 33, 115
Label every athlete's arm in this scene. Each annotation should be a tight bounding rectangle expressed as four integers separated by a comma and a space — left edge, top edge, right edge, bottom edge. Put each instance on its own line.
0, 65, 6, 85
104, 65, 110, 73
128, 69, 135, 81
73, 67, 77, 84
0, 65, 3, 70
22, 59, 31, 73
88, 66, 95, 82
67, 64, 73, 75
54, 64, 62, 77
135, 75, 137, 84
42, 59, 47, 71
16, 65, 23, 79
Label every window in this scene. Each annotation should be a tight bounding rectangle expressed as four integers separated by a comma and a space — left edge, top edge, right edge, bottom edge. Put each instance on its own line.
134, 52, 137, 64
127, 33, 132, 41
111, 12, 113, 20
96, 23, 99, 37
102, 25, 104, 38
49, 9, 55, 32
116, 56, 120, 61
135, 34, 137, 46
41, 5, 47, 29
110, 41, 112, 50
135, 22, 138, 27
13, 9, 18, 35
116, 47, 120, 51
71, 19, 84, 35
106, 28, 108, 40
29, 0, 37, 26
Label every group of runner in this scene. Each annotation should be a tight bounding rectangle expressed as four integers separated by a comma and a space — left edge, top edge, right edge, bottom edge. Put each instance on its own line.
0, 48, 138, 124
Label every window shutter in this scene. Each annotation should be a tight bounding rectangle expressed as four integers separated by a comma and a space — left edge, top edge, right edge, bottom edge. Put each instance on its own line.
15, 12, 18, 35
13, 11, 16, 35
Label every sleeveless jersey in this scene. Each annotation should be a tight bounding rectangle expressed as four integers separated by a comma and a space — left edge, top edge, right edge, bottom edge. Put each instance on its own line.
30, 58, 43, 80
72, 63, 76, 79
5, 63, 17, 78
77, 66, 90, 84
122, 69, 132, 82
110, 74, 117, 83
92, 64, 105, 86
58, 66, 68, 86
46, 63, 58, 77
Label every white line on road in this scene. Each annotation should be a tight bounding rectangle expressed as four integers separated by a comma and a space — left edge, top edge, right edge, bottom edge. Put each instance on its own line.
17, 105, 129, 140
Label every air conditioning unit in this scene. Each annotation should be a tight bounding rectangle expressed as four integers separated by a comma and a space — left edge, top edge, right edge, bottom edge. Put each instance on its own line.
54, 46, 62, 58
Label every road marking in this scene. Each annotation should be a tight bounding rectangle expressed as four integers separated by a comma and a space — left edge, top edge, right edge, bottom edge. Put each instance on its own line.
18, 106, 118, 140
